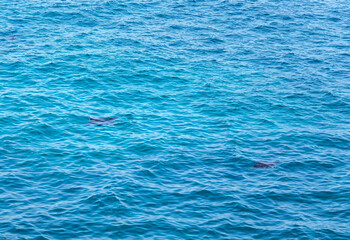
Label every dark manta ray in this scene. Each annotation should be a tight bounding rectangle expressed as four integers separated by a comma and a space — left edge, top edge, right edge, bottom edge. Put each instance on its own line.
86, 117, 119, 126
250, 162, 278, 170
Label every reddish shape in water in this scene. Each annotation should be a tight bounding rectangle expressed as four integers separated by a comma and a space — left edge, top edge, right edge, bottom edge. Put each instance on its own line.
250, 162, 277, 170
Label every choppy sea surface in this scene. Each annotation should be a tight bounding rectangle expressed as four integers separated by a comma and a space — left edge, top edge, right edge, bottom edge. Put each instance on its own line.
1, 0, 349, 239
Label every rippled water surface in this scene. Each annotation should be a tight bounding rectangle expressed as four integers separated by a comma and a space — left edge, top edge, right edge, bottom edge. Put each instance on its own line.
1, 0, 350, 239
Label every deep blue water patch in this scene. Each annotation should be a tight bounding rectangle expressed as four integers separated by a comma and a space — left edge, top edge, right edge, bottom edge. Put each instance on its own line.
0, 0, 349, 239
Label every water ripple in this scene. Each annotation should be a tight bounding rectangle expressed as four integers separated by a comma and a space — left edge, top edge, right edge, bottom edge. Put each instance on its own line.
0, 0, 349, 239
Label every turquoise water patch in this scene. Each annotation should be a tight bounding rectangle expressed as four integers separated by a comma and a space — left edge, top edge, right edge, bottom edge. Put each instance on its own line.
0, 0, 349, 239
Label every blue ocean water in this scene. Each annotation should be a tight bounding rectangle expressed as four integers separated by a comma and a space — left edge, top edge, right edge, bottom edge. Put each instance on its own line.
0, 0, 349, 239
